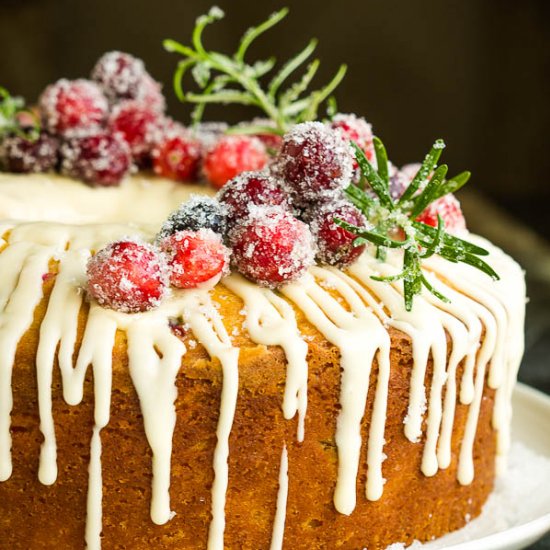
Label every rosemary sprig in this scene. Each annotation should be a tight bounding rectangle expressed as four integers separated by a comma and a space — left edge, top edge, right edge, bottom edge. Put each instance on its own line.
337, 139, 499, 311
163, 7, 347, 134
0, 86, 40, 140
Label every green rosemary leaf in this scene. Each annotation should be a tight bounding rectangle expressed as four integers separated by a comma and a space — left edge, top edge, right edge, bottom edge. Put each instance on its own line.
250, 58, 277, 78
279, 60, 320, 109
185, 90, 257, 105
236, 8, 289, 62
351, 142, 393, 209
398, 139, 445, 206
326, 96, 338, 119
412, 222, 490, 256
409, 163, 448, 218
193, 6, 225, 56
433, 171, 471, 200
192, 62, 211, 88
297, 64, 347, 122
420, 274, 450, 303
373, 136, 389, 185
420, 214, 444, 258
345, 183, 376, 212
447, 253, 500, 280
172, 59, 197, 101
268, 39, 318, 100
371, 271, 406, 283
336, 219, 403, 248
163, 40, 198, 58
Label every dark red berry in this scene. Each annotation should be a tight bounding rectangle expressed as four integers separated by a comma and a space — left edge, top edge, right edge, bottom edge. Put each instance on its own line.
87, 240, 167, 313
159, 229, 230, 289
217, 171, 290, 229
109, 100, 163, 164
331, 113, 374, 162
203, 135, 268, 189
1, 132, 59, 173
152, 132, 202, 182
91, 51, 146, 103
134, 74, 166, 114
231, 206, 315, 288
60, 132, 132, 186
158, 196, 227, 239
277, 122, 354, 204
39, 79, 108, 137
416, 194, 467, 234
306, 200, 367, 267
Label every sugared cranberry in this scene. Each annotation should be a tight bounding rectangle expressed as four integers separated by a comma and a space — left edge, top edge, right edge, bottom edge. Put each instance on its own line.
416, 194, 467, 235
1, 132, 59, 173
203, 135, 268, 189
158, 196, 228, 239
159, 229, 230, 289
60, 132, 132, 186
39, 79, 108, 137
135, 74, 166, 113
152, 132, 202, 182
109, 100, 163, 164
231, 206, 315, 288
306, 200, 367, 267
87, 240, 168, 313
277, 122, 354, 204
331, 113, 374, 162
193, 121, 229, 151
91, 51, 146, 103
217, 171, 290, 229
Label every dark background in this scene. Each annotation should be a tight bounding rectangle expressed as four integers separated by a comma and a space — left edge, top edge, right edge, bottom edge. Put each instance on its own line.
0, 1, 549, 548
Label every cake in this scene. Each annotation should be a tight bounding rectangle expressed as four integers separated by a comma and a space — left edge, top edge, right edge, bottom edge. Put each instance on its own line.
0, 8, 526, 550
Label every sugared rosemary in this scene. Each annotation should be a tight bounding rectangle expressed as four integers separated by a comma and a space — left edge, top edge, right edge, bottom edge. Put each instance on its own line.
164, 7, 346, 134
338, 139, 499, 311
0, 86, 39, 140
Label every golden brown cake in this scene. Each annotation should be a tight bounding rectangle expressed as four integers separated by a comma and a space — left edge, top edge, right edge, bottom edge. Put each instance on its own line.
0, 172, 525, 549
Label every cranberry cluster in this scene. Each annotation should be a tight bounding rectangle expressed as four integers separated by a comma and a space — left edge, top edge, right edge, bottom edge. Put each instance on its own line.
0, 51, 270, 188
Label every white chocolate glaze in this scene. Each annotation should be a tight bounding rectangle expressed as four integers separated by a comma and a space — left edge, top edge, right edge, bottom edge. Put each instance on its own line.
0, 175, 525, 549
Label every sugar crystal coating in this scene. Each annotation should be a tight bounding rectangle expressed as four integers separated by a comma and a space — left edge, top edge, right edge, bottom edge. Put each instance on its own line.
39, 79, 108, 137
231, 206, 315, 288
217, 171, 290, 230
60, 131, 132, 186
276, 121, 354, 204
416, 194, 467, 235
158, 195, 228, 239
331, 113, 374, 161
1, 132, 59, 174
152, 130, 202, 182
159, 228, 231, 289
87, 239, 168, 313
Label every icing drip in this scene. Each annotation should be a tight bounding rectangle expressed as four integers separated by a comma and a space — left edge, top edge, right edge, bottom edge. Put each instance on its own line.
0, 216, 525, 549
270, 445, 289, 550
223, 274, 309, 441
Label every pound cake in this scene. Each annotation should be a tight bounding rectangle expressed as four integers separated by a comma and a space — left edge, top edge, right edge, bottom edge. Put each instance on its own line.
0, 8, 526, 550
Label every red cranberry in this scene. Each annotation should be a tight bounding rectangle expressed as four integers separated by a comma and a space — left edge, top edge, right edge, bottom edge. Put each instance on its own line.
39, 79, 108, 137
109, 100, 163, 164
416, 194, 467, 235
331, 113, 374, 162
203, 135, 268, 189
217, 171, 290, 229
91, 51, 146, 103
1, 132, 59, 173
87, 240, 168, 313
231, 206, 315, 288
60, 132, 132, 186
306, 200, 367, 267
277, 122, 354, 204
152, 132, 202, 182
159, 229, 230, 289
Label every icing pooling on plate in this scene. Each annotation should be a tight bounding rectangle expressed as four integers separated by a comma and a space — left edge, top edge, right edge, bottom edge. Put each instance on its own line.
0, 191, 525, 548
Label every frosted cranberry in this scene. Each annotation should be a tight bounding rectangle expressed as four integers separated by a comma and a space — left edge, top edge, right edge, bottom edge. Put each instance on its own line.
217, 171, 290, 228
109, 100, 163, 164
203, 135, 268, 189
159, 229, 230, 289
152, 132, 202, 182
277, 122, 354, 204
39, 79, 108, 137
91, 51, 146, 102
60, 132, 132, 186
158, 196, 227, 239
331, 113, 374, 162
87, 240, 167, 313
231, 207, 315, 288
135, 74, 166, 113
416, 194, 467, 235
306, 200, 367, 267
2, 132, 59, 173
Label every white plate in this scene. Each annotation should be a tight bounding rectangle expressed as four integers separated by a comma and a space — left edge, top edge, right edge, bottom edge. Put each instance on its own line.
423, 383, 550, 550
